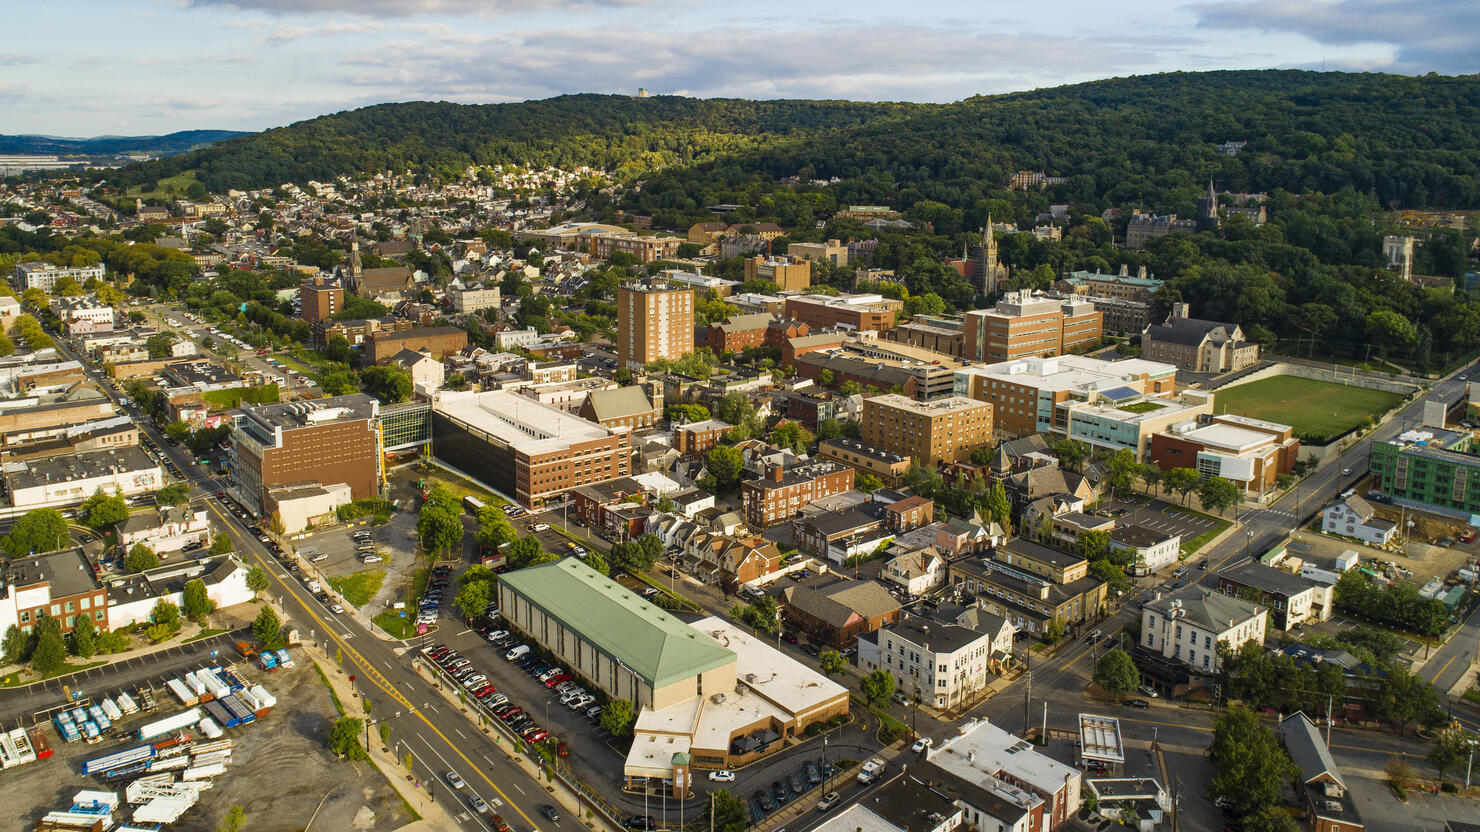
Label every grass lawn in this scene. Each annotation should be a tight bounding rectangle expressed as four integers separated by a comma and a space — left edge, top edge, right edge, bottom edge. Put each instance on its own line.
329, 568, 386, 607
372, 610, 426, 640
1212, 375, 1403, 443
420, 469, 507, 506
0, 660, 108, 687
183, 627, 229, 643
126, 170, 201, 201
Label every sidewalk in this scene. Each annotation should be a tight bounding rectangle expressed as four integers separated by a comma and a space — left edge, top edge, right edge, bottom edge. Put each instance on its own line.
299, 639, 460, 832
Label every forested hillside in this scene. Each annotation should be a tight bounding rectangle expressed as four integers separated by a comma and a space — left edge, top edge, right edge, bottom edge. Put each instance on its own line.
627, 70, 1480, 226
109, 96, 916, 192
0, 130, 245, 157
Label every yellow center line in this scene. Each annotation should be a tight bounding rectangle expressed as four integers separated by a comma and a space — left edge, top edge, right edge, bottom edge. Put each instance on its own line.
208, 501, 541, 828
1426, 653, 1458, 684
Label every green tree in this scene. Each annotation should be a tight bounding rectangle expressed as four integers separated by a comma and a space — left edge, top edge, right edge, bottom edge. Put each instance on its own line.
1043, 616, 1067, 643
4, 508, 69, 557
80, 489, 130, 530
769, 421, 815, 454
69, 612, 98, 658
474, 505, 516, 549
1104, 448, 1140, 496
860, 669, 896, 708
1427, 723, 1477, 783
585, 550, 610, 575
252, 606, 283, 649
126, 543, 161, 572
1163, 467, 1201, 505
731, 596, 780, 635
417, 503, 463, 556
145, 333, 178, 359
216, 805, 247, 832
30, 623, 67, 675
209, 534, 234, 555
151, 599, 181, 627
321, 369, 360, 396
182, 578, 215, 619
361, 365, 414, 404
1140, 464, 1163, 495
506, 536, 542, 569
155, 482, 190, 506
709, 790, 750, 832
246, 565, 270, 600
1208, 705, 1298, 821
1093, 649, 1140, 696
856, 473, 883, 494
454, 579, 494, 622
703, 445, 745, 493
164, 421, 192, 445
325, 334, 351, 363
600, 698, 637, 738
1053, 438, 1088, 472
328, 716, 368, 760
1198, 476, 1241, 515
1078, 529, 1110, 560
2, 625, 28, 663
818, 649, 846, 677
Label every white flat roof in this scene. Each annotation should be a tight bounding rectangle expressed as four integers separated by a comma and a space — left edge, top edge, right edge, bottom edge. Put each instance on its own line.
814, 805, 898, 832
927, 720, 1079, 796
1182, 423, 1272, 453
960, 354, 1176, 393
623, 730, 693, 778
1078, 714, 1125, 764
693, 617, 849, 717
433, 389, 621, 455
1214, 413, 1292, 433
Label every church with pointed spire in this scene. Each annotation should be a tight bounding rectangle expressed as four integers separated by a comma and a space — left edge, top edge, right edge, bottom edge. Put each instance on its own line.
1196, 181, 1221, 233
963, 217, 1010, 295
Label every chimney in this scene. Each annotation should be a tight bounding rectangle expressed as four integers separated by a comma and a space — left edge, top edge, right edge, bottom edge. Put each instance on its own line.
769, 463, 784, 483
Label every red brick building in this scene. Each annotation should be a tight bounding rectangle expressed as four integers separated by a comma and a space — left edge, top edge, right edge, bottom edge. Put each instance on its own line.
366, 326, 468, 364
675, 419, 732, 459
741, 460, 856, 529
783, 294, 901, 332
882, 496, 933, 532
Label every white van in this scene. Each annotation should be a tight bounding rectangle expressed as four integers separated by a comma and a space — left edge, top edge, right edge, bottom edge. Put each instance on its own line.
504, 644, 531, 661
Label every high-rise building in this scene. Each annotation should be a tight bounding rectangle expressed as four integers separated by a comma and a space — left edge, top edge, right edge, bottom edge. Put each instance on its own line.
861, 394, 993, 467
961, 291, 1103, 363
616, 280, 694, 370
299, 276, 343, 323
229, 394, 382, 516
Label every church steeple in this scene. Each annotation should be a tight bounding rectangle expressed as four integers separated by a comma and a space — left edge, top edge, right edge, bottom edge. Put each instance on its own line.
348, 239, 363, 278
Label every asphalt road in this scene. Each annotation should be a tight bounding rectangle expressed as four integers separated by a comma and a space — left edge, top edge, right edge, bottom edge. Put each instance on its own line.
52, 323, 587, 832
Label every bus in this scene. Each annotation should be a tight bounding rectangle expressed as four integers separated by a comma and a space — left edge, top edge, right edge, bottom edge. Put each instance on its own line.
463, 495, 484, 514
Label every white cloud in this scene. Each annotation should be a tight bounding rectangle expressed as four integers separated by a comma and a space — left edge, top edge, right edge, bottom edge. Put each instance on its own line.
187, 0, 645, 16
336, 24, 1156, 103
1190, 0, 1480, 73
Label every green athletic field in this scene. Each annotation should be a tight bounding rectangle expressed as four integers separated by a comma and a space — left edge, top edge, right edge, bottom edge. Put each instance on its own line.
1212, 375, 1403, 443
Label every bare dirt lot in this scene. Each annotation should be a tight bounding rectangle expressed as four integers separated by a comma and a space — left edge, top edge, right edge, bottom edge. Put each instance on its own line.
3, 659, 412, 832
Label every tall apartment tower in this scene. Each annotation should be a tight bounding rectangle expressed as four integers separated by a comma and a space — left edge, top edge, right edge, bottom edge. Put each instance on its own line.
617, 280, 694, 370
299, 276, 343, 323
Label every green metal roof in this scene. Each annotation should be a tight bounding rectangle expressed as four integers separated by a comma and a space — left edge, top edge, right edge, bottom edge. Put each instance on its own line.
500, 558, 735, 689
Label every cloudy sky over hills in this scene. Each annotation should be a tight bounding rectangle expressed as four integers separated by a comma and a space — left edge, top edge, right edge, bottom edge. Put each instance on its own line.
5, 0, 1477, 135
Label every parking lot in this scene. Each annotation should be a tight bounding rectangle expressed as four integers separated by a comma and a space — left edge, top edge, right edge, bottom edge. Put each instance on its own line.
1105, 497, 1225, 549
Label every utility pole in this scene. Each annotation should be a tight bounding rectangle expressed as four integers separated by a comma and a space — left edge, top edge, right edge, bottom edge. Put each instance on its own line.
1023, 646, 1031, 737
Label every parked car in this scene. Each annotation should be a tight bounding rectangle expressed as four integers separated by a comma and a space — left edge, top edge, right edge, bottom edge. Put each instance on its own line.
709, 770, 735, 782
1138, 685, 1159, 698
1123, 698, 1151, 710
540, 805, 561, 822
816, 792, 841, 812
469, 794, 489, 814
911, 737, 934, 753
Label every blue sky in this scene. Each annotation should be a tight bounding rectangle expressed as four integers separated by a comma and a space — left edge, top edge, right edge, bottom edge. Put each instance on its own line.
4, 0, 1477, 136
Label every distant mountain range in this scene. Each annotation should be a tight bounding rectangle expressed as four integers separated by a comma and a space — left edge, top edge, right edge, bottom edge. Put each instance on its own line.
0, 130, 248, 157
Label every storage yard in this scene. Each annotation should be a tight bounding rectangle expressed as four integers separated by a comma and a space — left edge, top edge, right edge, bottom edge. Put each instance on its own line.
2, 646, 413, 832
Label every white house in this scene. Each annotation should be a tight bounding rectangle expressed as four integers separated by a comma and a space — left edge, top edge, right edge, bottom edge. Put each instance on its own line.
858, 613, 993, 709
1109, 524, 1182, 575
390, 347, 445, 391
1140, 587, 1266, 675
117, 506, 210, 555
1321, 496, 1397, 546
882, 546, 947, 597
106, 556, 254, 629
925, 720, 1083, 832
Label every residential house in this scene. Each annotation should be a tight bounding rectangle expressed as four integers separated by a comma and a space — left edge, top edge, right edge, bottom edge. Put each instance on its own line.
742, 460, 855, 530
948, 556, 1107, 635
1216, 558, 1332, 630
1280, 712, 1364, 832
1321, 496, 1397, 546
116, 505, 210, 556
1138, 587, 1266, 690
1109, 524, 1182, 575
792, 508, 891, 565
779, 577, 901, 648
858, 613, 995, 709
882, 546, 948, 597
